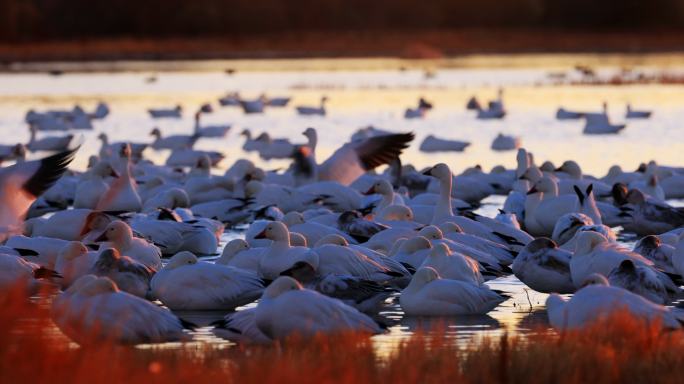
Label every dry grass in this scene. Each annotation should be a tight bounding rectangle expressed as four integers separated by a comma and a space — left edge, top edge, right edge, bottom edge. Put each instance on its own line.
2, 284, 684, 384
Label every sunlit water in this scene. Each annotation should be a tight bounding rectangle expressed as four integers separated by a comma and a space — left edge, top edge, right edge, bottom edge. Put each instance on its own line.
2, 59, 684, 352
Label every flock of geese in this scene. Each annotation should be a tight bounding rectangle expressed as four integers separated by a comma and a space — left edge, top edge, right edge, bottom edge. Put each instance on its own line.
0, 87, 680, 346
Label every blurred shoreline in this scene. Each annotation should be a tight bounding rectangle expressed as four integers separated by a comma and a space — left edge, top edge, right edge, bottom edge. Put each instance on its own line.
2, 29, 684, 72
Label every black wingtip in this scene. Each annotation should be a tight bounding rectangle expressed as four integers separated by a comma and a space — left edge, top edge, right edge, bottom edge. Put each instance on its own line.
23, 146, 79, 198
179, 318, 198, 331
573, 185, 584, 206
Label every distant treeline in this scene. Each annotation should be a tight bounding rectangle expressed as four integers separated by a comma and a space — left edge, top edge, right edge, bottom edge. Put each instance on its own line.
1, 0, 683, 41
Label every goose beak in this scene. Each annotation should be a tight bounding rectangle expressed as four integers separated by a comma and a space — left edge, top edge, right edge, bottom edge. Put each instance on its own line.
554, 167, 563, 172
526, 187, 538, 195
110, 169, 120, 178
422, 167, 433, 176
254, 229, 267, 239
363, 186, 375, 195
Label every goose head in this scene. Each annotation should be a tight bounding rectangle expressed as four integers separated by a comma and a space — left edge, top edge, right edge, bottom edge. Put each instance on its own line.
150, 128, 162, 139
253, 221, 290, 243
94, 221, 133, 245
552, 213, 593, 245
314, 234, 349, 247
377, 205, 413, 221
556, 160, 582, 179
521, 166, 543, 183
523, 237, 558, 255
407, 267, 440, 290
439, 222, 463, 234
262, 276, 302, 299
636, 235, 660, 251
80, 212, 113, 237
574, 231, 608, 256
428, 243, 451, 259
165, 251, 198, 270
58, 241, 89, 261
365, 179, 393, 196
422, 163, 451, 181
282, 212, 305, 226
219, 239, 249, 263
166, 188, 190, 209
289, 232, 308, 247
540, 161, 556, 173
244, 180, 263, 197
399, 236, 432, 254
580, 273, 609, 287
418, 226, 443, 240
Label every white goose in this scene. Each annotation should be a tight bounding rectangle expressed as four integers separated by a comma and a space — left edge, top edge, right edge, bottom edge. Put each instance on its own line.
0, 147, 77, 241
149, 128, 198, 150
27, 125, 73, 152
94, 221, 162, 270
96, 144, 142, 212
291, 127, 414, 186
418, 243, 483, 285
255, 221, 318, 280
216, 239, 265, 271
546, 274, 684, 330
490, 133, 520, 151
419, 135, 470, 152
54, 241, 98, 288
89, 248, 153, 298
213, 308, 271, 344
0, 253, 60, 292
400, 267, 506, 316
150, 252, 263, 311
51, 275, 191, 345
73, 161, 118, 209
296, 96, 327, 116
512, 238, 575, 294
254, 276, 383, 340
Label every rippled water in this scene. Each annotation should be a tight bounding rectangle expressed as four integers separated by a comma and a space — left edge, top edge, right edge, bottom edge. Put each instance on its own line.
2, 59, 684, 350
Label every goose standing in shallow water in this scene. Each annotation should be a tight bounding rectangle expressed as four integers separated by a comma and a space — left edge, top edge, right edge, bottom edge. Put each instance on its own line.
512, 238, 575, 294
51, 275, 191, 345
400, 267, 507, 316
546, 274, 684, 330
254, 276, 383, 340
151, 251, 263, 311
296, 96, 328, 116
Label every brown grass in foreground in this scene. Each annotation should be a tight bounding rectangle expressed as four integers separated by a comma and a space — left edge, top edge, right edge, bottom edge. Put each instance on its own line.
2, 286, 684, 384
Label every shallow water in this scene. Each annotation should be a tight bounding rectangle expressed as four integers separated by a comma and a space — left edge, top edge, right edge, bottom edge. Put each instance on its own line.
2, 59, 684, 350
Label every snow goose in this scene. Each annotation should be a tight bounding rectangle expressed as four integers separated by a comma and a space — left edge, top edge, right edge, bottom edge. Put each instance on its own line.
218, 92, 240, 106
551, 213, 594, 246
142, 187, 190, 212
89, 102, 110, 120
490, 133, 520, 151
299, 180, 365, 212
166, 149, 224, 168
617, 189, 684, 235
363, 179, 403, 213
254, 276, 383, 339
151, 251, 263, 310
0, 253, 61, 293
266, 95, 291, 107
245, 180, 321, 213
6, 235, 70, 268
240, 96, 266, 114
216, 239, 264, 271
634, 235, 676, 274
96, 144, 142, 212
296, 96, 327, 116
149, 127, 198, 150
570, 231, 666, 289
94, 221, 162, 270
671, 233, 684, 278
23, 208, 95, 241
74, 161, 118, 209
193, 111, 231, 138
292, 128, 414, 186
255, 221, 318, 280
336, 211, 388, 243
607, 259, 677, 304
127, 215, 217, 255
512, 238, 575, 294
418, 243, 483, 285
661, 173, 684, 199
629, 174, 665, 202
0, 143, 26, 163
51, 275, 191, 345
54, 241, 98, 288
89, 248, 153, 298
546, 275, 684, 331
625, 104, 652, 119
438, 222, 517, 265
466, 96, 481, 110
419, 135, 470, 152
400, 267, 506, 316
0, 147, 77, 241
583, 103, 625, 134
391, 236, 433, 269
475, 89, 505, 119
148, 105, 182, 119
